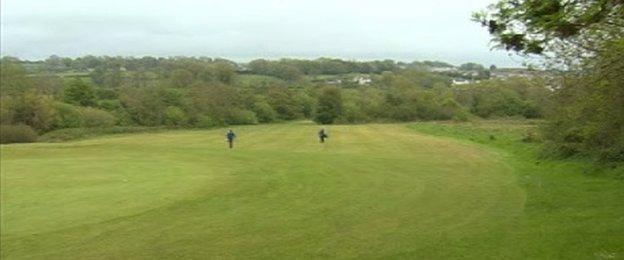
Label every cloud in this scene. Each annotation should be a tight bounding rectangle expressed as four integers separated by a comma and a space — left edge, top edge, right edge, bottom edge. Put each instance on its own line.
1, 0, 522, 66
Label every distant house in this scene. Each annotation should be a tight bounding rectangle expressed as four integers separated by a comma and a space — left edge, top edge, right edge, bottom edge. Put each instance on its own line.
327, 79, 343, 84
490, 68, 542, 79
235, 64, 250, 73
352, 75, 372, 85
452, 78, 471, 85
430, 67, 457, 73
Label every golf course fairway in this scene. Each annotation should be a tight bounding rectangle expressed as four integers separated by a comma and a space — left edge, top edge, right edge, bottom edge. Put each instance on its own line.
1, 122, 621, 259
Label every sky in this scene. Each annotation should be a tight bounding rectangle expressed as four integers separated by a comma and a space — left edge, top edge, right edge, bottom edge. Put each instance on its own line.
0, 0, 525, 67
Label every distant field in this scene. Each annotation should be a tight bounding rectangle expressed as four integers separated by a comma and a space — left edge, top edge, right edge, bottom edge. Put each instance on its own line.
1, 121, 622, 259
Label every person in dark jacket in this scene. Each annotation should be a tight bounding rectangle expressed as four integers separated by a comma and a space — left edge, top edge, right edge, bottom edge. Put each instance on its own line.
318, 128, 328, 143
226, 129, 236, 149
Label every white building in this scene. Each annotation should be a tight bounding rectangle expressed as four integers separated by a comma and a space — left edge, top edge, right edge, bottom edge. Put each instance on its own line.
452, 78, 471, 85
353, 76, 372, 85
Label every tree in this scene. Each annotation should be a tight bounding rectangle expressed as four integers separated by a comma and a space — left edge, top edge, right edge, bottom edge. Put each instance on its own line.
314, 87, 343, 124
55, 103, 83, 128
251, 98, 278, 123
119, 86, 167, 126
543, 39, 624, 160
214, 62, 236, 84
44, 55, 66, 71
13, 90, 59, 132
104, 68, 123, 88
0, 57, 32, 95
164, 106, 187, 126
64, 79, 96, 106
170, 69, 194, 88
459, 63, 485, 71
266, 85, 301, 120
90, 66, 107, 86
475, 0, 624, 162
473, 0, 624, 65
186, 83, 242, 125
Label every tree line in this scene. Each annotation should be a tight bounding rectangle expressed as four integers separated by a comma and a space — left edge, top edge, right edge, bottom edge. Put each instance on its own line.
0, 56, 549, 143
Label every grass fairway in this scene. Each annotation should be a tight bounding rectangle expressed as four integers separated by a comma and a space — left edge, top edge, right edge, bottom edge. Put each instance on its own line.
1, 122, 622, 259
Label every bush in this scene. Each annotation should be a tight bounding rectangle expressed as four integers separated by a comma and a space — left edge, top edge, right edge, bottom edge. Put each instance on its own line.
339, 102, 369, 123
39, 126, 165, 142
434, 98, 463, 120
79, 107, 116, 127
119, 86, 167, 126
522, 130, 543, 143
195, 115, 219, 128
541, 40, 624, 162
96, 100, 133, 126
452, 110, 471, 122
63, 79, 96, 106
0, 96, 15, 125
0, 124, 37, 144
19, 90, 59, 132
163, 106, 187, 126
225, 109, 258, 125
252, 101, 277, 123
97, 99, 123, 111
55, 103, 83, 128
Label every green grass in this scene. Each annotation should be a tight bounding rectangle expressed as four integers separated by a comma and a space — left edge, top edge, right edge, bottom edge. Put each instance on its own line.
1, 121, 622, 259
408, 120, 624, 259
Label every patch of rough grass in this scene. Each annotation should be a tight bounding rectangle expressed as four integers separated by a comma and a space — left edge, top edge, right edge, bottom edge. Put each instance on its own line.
408, 120, 624, 259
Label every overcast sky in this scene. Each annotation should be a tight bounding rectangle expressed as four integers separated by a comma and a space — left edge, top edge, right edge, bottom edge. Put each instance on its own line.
1, 0, 524, 67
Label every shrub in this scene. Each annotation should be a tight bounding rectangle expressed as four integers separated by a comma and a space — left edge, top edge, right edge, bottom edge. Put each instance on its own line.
252, 101, 277, 123
55, 103, 83, 128
195, 115, 219, 128
163, 106, 187, 126
97, 100, 133, 126
94, 88, 118, 99
119, 86, 166, 126
1, 96, 15, 125
39, 126, 165, 142
18, 90, 59, 132
435, 98, 463, 120
79, 107, 116, 127
225, 109, 258, 125
522, 130, 543, 143
339, 102, 368, 123
0, 124, 37, 144
63, 79, 96, 106
97, 99, 123, 111
452, 109, 471, 122
110, 109, 135, 126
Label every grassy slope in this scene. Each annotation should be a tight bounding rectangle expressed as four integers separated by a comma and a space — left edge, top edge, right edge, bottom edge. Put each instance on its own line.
408, 120, 624, 259
0, 121, 622, 259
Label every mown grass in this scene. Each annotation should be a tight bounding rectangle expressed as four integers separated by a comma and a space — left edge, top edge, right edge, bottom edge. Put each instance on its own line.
1, 121, 622, 259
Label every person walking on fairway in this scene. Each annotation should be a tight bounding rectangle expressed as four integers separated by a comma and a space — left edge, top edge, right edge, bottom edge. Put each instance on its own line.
226, 129, 236, 149
318, 128, 328, 143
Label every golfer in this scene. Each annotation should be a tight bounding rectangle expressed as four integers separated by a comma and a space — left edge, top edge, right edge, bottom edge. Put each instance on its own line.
318, 128, 328, 143
226, 129, 236, 149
